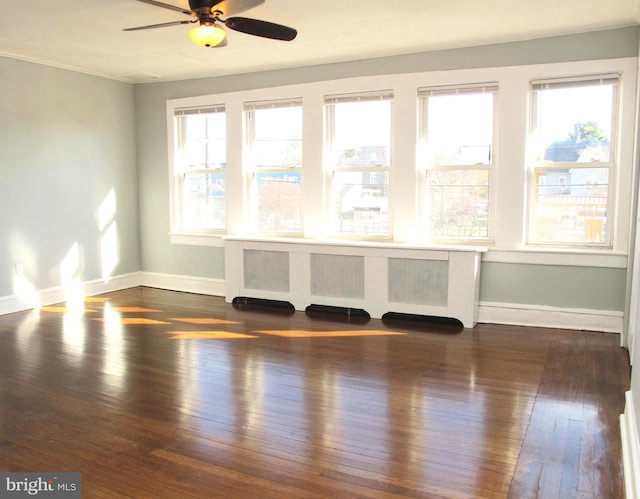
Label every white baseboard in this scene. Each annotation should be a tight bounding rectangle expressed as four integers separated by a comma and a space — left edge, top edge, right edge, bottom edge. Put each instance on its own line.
138, 272, 225, 297
83, 272, 143, 297
622, 391, 640, 499
478, 301, 623, 333
0, 294, 25, 316
0, 272, 225, 316
0, 273, 141, 316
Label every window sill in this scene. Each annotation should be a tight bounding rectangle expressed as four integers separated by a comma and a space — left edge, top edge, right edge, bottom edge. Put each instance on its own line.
169, 232, 225, 248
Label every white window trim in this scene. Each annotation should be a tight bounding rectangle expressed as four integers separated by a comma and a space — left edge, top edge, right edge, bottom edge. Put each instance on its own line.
164, 57, 637, 269
167, 100, 227, 242
525, 74, 619, 249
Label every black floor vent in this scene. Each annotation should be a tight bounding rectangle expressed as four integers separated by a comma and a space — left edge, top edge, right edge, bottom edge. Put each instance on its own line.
305, 304, 370, 323
382, 312, 464, 333
232, 297, 295, 315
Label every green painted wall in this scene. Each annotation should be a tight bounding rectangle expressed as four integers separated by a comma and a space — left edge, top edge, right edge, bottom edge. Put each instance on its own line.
0, 58, 139, 296
480, 263, 627, 310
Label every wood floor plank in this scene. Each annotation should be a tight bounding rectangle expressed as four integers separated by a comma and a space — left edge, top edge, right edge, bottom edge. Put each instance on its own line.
0, 287, 630, 498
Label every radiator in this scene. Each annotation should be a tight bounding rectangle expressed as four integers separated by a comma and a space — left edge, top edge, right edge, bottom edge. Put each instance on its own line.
224, 237, 486, 327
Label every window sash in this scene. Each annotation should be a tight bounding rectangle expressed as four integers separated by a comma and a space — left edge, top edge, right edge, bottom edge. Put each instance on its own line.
326, 96, 393, 171
529, 75, 618, 166
179, 171, 226, 232
527, 165, 611, 247
419, 83, 497, 170
330, 171, 390, 237
245, 100, 303, 169
424, 169, 492, 241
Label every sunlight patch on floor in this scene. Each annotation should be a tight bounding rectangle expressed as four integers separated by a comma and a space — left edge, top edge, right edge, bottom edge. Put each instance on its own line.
168, 331, 259, 339
92, 318, 170, 325
42, 306, 98, 313
170, 318, 240, 325
40, 302, 409, 339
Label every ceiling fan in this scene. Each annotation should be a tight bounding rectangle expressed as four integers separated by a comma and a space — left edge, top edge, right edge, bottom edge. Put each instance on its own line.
125, 0, 297, 48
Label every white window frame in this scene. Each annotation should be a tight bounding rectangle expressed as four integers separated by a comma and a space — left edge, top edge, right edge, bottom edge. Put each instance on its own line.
526, 74, 619, 249
244, 98, 304, 236
418, 83, 498, 244
168, 104, 227, 245
324, 90, 394, 240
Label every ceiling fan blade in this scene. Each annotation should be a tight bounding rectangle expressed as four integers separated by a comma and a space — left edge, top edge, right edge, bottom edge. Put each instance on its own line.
134, 0, 193, 15
224, 17, 297, 41
124, 20, 194, 31
211, 0, 265, 16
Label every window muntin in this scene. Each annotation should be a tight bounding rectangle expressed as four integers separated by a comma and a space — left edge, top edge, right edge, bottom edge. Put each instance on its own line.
325, 92, 392, 238
419, 84, 497, 242
246, 100, 303, 234
527, 75, 618, 247
174, 106, 226, 232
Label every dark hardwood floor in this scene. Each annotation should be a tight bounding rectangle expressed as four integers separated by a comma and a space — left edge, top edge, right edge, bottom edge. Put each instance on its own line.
0, 287, 630, 498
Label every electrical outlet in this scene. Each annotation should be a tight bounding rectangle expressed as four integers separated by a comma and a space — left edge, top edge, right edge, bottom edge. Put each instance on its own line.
15, 263, 23, 277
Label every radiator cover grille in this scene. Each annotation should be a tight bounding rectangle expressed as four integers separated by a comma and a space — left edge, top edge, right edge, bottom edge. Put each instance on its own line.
243, 249, 289, 292
310, 254, 364, 299
388, 258, 448, 306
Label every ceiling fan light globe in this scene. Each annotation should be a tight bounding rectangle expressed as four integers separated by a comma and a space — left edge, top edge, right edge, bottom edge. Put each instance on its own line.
188, 24, 227, 47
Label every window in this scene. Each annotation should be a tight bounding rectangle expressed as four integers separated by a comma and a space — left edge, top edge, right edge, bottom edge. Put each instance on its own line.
527, 75, 618, 247
166, 58, 634, 261
325, 92, 393, 238
245, 99, 302, 234
172, 105, 226, 232
419, 83, 497, 242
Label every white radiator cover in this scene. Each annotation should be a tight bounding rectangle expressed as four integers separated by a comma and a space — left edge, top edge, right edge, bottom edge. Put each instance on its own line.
224, 237, 487, 327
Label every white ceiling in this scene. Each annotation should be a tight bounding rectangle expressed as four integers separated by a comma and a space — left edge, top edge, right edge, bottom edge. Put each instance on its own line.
0, 0, 638, 84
